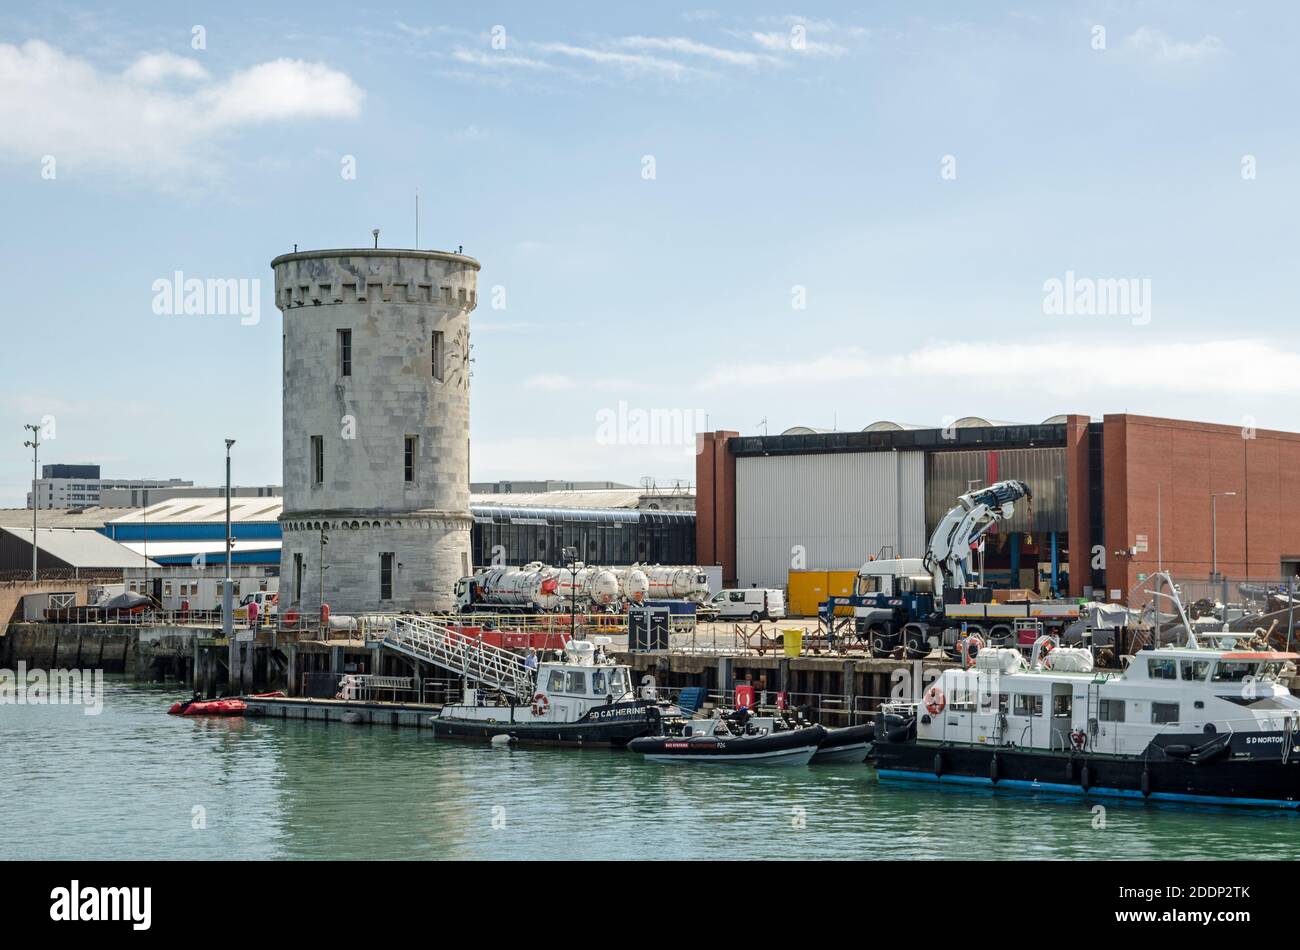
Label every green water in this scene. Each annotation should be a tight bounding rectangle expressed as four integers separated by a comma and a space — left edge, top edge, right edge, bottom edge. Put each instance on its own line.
2, 680, 1297, 860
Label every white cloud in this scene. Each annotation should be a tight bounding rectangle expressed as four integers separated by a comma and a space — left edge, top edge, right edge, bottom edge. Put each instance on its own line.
748, 30, 848, 57
0, 40, 363, 178
699, 339, 1300, 398
122, 51, 208, 84
617, 36, 772, 67
533, 42, 709, 80
451, 48, 554, 70
201, 59, 363, 125
1124, 27, 1225, 64
526, 373, 579, 391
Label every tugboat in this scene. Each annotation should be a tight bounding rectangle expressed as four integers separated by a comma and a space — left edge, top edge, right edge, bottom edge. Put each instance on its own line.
430, 639, 662, 747
873, 573, 1300, 808
629, 709, 826, 766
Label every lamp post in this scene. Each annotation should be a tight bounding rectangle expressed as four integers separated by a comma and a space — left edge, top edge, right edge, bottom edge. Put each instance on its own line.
319, 525, 329, 636
223, 440, 236, 641
1210, 491, 1236, 582
22, 424, 40, 581
562, 545, 579, 643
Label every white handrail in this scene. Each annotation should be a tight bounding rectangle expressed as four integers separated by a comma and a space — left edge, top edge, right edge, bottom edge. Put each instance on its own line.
383, 616, 536, 700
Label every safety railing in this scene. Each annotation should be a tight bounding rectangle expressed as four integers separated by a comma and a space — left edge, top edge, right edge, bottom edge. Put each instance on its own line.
633, 682, 891, 726
382, 615, 536, 700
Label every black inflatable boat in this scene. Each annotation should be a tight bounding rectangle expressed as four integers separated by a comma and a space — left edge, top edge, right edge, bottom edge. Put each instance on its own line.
629, 718, 826, 766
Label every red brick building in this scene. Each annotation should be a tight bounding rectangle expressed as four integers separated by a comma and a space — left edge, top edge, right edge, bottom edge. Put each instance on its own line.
696, 414, 1300, 603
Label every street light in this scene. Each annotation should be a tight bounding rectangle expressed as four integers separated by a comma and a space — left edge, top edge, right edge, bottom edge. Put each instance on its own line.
22, 424, 40, 581
1210, 491, 1237, 582
562, 545, 579, 643
223, 439, 236, 641
319, 525, 329, 636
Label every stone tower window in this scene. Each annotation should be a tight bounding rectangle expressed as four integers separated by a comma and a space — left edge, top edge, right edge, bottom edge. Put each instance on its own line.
338, 329, 352, 377
432, 330, 444, 382
311, 436, 324, 486
380, 552, 394, 600
404, 435, 418, 483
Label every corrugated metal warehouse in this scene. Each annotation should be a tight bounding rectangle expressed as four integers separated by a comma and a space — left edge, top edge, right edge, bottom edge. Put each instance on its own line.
735, 451, 925, 588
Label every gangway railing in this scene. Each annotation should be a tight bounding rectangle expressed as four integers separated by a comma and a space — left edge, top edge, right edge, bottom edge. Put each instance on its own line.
380, 615, 536, 701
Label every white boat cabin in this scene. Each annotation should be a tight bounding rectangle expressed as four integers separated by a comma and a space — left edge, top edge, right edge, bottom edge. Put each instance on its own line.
437, 639, 634, 725
914, 638, 1300, 756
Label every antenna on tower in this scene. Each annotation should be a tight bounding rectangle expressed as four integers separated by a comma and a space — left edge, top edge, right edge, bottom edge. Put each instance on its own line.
415, 191, 420, 249
372, 228, 380, 248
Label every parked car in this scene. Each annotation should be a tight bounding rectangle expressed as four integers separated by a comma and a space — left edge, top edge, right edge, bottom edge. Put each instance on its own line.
706, 588, 786, 621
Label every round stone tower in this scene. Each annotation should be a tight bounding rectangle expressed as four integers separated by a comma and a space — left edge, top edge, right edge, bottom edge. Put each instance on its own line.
271, 248, 479, 615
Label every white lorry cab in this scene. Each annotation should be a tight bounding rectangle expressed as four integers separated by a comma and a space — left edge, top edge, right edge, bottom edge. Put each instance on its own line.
707, 588, 786, 621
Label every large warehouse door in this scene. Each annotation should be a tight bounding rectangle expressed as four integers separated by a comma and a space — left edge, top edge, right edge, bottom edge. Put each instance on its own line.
735, 452, 925, 589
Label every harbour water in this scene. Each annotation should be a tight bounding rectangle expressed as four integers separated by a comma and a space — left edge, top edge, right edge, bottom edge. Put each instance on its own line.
2, 679, 1296, 861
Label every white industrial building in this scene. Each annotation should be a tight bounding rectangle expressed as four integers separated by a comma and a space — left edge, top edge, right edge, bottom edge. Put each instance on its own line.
26, 465, 191, 509
735, 451, 926, 589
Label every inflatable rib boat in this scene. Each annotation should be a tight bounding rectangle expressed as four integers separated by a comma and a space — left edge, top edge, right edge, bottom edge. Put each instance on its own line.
167, 698, 247, 717
628, 718, 825, 766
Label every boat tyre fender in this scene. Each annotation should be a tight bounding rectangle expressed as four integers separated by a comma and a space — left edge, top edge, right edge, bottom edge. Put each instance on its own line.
933, 751, 944, 777
1080, 764, 1091, 791
923, 684, 946, 716
1191, 737, 1231, 764
530, 692, 549, 717
1141, 768, 1152, 798
989, 755, 999, 784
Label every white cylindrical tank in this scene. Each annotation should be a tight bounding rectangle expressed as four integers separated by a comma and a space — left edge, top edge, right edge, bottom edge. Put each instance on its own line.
614, 568, 650, 604
274, 247, 479, 614
554, 566, 620, 609
641, 565, 712, 602
474, 563, 562, 611
587, 568, 620, 607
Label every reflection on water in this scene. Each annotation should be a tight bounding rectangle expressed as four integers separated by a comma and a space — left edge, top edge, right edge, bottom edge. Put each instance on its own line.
1, 680, 1295, 860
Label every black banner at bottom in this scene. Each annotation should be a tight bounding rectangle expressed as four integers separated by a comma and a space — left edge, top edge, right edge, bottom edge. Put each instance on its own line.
4, 860, 1292, 936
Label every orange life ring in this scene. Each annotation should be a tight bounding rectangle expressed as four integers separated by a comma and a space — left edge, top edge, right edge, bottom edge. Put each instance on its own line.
530, 692, 549, 717
924, 684, 946, 716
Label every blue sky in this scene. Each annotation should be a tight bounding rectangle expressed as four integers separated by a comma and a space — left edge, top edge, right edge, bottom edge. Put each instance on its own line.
2, 2, 1298, 505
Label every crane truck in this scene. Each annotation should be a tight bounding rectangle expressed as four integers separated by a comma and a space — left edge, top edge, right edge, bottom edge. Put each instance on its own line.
826, 479, 1080, 658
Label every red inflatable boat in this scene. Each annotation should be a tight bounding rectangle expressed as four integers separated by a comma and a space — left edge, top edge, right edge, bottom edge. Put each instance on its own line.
168, 698, 248, 716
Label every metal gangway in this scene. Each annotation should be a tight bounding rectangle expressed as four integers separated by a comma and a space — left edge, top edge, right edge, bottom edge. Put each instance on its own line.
380, 615, 535, 700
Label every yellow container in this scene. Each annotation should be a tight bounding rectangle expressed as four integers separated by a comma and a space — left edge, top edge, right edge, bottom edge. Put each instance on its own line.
787, 570, 828, 617
788, 569, 858, 617
782, 628, 803, 657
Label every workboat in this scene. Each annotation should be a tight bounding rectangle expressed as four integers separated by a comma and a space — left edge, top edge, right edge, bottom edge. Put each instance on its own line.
168, 697, 247, 717
873, 596, 1300, 808
629, 712, 826, 766
430, 639, 662, 747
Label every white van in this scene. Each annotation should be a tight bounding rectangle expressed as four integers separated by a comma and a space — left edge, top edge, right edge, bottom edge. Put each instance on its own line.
706, 588, 786, 621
